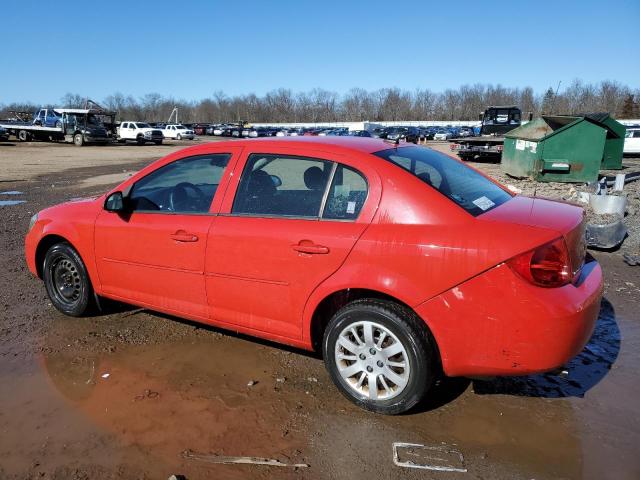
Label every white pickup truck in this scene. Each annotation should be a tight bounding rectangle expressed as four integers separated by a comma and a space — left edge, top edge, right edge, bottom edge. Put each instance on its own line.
162, 124, 195, 140
117, 122, 164, 145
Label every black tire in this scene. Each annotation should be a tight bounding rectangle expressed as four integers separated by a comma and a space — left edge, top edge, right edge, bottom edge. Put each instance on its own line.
43, 243, 94, 317
136, 136, 145, 145
18, 130, 29, 142
73, 133, 84, 146
323, 299, 436, 415
176, 134, 182, 140
154, 140, 163, 145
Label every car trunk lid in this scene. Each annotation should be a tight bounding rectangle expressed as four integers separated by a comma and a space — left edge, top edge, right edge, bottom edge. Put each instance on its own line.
480, 195, 586, 276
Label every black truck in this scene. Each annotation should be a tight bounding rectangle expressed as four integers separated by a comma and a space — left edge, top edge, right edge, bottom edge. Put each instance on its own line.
450, 106, 522, 161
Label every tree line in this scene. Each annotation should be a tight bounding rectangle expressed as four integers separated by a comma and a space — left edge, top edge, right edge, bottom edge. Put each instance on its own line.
2, 80, 639, 124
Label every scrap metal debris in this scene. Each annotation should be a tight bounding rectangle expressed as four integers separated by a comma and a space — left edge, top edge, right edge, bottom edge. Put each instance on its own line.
623, 253, 640, 266
182, 450, 309, 468
392, 442, 467, 473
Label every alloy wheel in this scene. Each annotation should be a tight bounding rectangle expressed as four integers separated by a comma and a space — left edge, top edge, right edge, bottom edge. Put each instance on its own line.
334, 320, 410, 401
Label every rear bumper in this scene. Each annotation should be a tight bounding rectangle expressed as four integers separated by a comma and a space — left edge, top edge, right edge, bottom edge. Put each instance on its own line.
415, 259, 603, 377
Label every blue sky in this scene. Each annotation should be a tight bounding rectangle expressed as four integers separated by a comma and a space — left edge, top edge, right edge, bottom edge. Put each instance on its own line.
1, 0, 638, 104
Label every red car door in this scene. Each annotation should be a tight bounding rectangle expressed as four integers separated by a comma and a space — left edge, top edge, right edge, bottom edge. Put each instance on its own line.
205, 146, 381, 340
94, 150, 239, 319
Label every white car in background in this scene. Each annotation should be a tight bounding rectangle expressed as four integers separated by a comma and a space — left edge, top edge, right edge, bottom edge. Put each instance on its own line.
624, 127, 640, 154
162, 124, 195, 140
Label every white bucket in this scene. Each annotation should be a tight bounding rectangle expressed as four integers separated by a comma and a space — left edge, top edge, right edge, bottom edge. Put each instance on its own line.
589, 194, 627, 216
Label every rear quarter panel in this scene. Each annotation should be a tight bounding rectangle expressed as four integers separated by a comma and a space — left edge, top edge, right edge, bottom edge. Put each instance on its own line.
303, 161, 562, 343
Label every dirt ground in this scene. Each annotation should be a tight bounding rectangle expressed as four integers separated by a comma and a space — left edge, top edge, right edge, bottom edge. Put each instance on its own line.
1, 139, 639, 480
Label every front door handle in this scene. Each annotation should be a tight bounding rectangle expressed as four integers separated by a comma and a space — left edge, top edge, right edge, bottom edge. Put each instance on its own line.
292, 241, 329, 254
170, 230, 199, 242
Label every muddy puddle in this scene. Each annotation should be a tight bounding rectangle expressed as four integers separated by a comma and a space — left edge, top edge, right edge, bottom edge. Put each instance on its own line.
0, 334, 311, 479
1, 298, 638, 479
0, 190, 26, 206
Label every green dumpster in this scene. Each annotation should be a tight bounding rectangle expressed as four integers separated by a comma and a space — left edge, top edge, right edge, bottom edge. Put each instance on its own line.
502, 113, 624, 183
589, 113, 625, 170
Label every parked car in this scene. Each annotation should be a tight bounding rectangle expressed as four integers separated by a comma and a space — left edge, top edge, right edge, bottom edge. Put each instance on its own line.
32, 108, 62, 127
25, 137, 601, 415
386, 126, 420, 143
241, 127, 258, 138
457, 126, 475, 138
192, 123, 209, 136
624, 126, 640, 154
117, 122, 164, 145
433, 128, 453, 141
163, 124, 195, 140
348, 130, 373, 137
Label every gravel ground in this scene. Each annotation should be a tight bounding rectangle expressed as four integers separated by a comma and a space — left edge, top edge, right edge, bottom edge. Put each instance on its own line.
1, 139, 639, 480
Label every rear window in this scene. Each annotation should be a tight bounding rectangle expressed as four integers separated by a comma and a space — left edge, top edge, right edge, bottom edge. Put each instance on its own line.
374, 146, 512, 216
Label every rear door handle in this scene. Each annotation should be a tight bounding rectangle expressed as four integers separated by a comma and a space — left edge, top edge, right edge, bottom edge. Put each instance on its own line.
292, 242, 329, 254
170, 230, 199, 242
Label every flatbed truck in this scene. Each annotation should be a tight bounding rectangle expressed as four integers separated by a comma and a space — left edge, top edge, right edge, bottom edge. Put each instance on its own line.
0, 104, 115, 146
449, 106, 523, 161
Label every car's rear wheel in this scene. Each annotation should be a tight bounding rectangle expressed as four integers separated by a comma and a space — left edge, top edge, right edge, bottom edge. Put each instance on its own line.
323, 299, 436, 414
43, 243, 94, 317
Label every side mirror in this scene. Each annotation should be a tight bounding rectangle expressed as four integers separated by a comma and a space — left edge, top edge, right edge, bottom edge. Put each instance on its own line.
104, 191, 126, 212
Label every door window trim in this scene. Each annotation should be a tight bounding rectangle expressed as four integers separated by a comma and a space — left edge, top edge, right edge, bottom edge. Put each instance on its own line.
229, 152, 336, 220
126, 153, 233, 216
227, 153, 369, 222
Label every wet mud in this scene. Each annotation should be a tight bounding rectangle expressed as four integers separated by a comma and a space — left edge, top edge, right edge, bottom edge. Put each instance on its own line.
1, 145, 639, 479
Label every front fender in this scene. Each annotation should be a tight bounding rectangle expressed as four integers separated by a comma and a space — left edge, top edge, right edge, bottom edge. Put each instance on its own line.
25, 201, 102, 293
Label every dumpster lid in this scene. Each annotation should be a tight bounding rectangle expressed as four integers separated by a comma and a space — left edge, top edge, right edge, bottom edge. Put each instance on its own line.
579, 112, 623, 138
504, 115, 580, 141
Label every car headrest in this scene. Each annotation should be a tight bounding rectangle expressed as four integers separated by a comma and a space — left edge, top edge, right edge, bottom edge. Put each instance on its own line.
304, 166, 326, 191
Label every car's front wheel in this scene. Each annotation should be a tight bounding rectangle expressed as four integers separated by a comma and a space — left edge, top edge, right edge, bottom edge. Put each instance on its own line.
323, 299, 436, 414
43, 242, 94, 317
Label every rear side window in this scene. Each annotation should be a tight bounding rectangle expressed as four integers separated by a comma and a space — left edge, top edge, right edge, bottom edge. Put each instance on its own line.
323, 165, 368, 220
374, 146, 511, 216
232, 154, 332, 217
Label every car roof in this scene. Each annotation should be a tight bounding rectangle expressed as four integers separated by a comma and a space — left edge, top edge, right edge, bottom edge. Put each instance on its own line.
209, 136, 400, 154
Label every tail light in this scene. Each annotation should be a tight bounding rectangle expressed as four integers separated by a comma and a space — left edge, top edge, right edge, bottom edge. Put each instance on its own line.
507, 237, 573, 288
450, 143, 460, 150
496, 145, 504, 152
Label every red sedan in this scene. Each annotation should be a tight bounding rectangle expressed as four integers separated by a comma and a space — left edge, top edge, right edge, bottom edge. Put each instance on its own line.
25, 137, 602, 414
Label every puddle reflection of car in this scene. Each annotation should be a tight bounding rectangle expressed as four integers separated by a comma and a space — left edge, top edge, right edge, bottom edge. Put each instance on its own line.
25, 137, 603, 415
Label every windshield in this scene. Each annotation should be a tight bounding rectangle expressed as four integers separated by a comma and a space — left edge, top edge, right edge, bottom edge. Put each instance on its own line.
176, 125, 186, 130
136, 123, 151, 128
374, 146, 512, 216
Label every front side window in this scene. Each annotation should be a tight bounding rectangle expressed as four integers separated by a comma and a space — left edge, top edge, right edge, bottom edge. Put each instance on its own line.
232, 154, 332, 217
129, 154, 231, 213
374, 146, 511, 216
